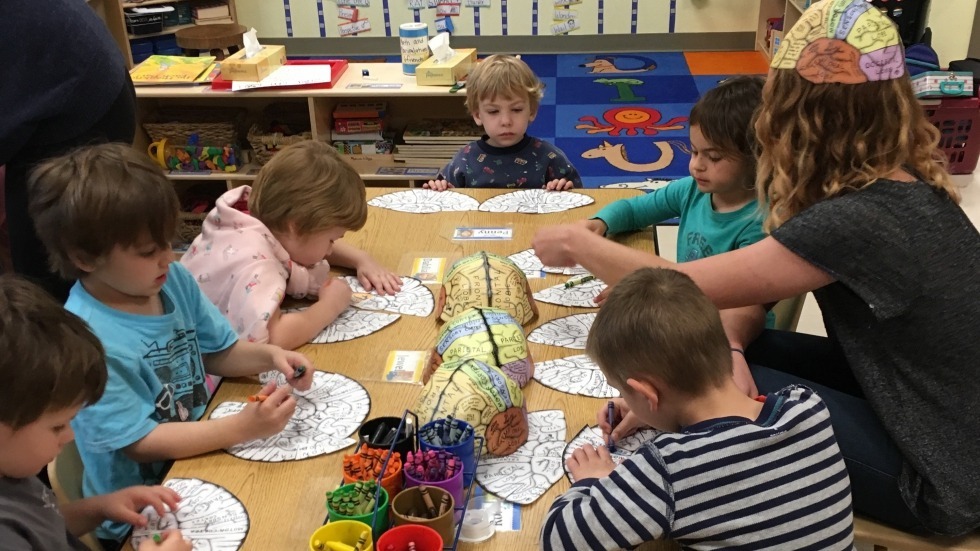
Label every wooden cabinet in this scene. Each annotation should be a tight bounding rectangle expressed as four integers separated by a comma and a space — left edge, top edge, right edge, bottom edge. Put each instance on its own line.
756, 0, 811, 60
135, 62, 471, 190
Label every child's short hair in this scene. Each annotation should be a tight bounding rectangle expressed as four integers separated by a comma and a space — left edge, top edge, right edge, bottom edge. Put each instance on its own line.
28, 143, 179, 279
0, 275, 106, 429
248, 140, 367, 235
756, 70, 958, 230
464, 55, 545, 116
586, 268, 730, 395
690, 76, 765, 183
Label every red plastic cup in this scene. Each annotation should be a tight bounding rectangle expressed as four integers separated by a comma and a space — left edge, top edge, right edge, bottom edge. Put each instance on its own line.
375, 524, 443, 551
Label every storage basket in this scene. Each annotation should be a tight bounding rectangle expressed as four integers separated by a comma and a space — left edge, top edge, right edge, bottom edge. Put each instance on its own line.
247, 103, 314, 165
921, 97, 980, 174
176, 211, 207, 244
143, 106, 245, 147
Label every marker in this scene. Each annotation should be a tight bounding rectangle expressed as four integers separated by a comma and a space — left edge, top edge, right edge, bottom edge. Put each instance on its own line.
606, 401, 617, 452
247, 394, 268, 403
564, 274, 596, 289
153, 533, 163, 544
293, 365, 307, 379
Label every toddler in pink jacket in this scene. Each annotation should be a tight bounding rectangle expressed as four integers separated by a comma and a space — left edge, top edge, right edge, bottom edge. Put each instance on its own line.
182, 141, 400, 350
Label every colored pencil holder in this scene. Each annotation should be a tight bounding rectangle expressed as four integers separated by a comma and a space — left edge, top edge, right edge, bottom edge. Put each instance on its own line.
376, 524, 443, 551
402, 453, 464, 519
419, 418, 477, 486
343, 453, 404, 503
358, 416, 416, 460
390, 486, 455, 545
325, 484, 390, 537
309, 520, 374, 551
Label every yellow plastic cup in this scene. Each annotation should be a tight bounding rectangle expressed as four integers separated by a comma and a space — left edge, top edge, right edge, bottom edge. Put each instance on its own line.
309, 520, 374, 551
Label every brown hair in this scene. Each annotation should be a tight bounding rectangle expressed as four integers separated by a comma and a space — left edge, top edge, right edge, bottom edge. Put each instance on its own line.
690, 76, 765, 186
464, 55, 545, 116
586, 268, 730, 395
0, 275, 106, 429
755, 69, 957, 230
28, 143, 179, 279
248, 140, 367, 235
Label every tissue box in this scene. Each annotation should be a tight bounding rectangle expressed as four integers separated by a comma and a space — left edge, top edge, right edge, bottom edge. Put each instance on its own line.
415, 48, 477, 86
220, 45, 287, 82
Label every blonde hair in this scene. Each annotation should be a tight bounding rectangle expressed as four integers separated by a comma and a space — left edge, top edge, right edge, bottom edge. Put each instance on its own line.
248, 140, 367, 235
756, 69, 957, 230
586, 268, 730, 395
28, 143, 179, 279
464, 55, 545, 116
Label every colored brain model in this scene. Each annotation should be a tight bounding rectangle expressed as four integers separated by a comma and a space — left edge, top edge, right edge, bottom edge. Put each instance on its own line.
431, 307, 534, 387
437, 252, 538, 325
413, 358, 529, 456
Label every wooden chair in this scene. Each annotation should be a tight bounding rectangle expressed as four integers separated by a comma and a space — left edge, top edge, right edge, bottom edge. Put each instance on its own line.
48, 441, 103, 551
854, 515, 980, 551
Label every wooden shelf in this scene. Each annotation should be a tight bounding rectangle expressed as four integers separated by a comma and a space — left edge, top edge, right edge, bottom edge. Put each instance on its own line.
788, 0, 809, 14
123, 0, 187, 7
128, 22, 195, 40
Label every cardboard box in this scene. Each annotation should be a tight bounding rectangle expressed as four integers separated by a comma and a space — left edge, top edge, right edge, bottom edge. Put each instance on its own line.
220, 45, 286, 82
415, 48, 477, 86
769, 29, 784, 60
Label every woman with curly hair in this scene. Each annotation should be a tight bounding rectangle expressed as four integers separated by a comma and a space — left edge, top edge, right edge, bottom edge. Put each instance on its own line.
532, 0, 980, 537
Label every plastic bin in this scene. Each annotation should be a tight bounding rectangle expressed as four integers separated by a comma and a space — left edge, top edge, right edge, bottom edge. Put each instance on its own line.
921, 97, 980, 174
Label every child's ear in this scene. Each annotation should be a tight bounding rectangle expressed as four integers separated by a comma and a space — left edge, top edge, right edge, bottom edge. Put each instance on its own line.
68, 251, 99, 274
626, 377, 661, 414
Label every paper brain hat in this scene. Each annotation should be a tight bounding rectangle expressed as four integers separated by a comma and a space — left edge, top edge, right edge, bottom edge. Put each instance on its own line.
413, 358, 529, 456
437, 251, 538, 325
771, 0, 905, 84
431, 307, 534, 387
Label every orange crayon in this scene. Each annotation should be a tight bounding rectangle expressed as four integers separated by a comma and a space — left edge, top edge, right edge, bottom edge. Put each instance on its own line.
247, 394, 268, 403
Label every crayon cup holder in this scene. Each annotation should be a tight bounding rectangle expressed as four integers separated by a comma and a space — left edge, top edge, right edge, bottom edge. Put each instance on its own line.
326, 483, 390, 537
402, 452, 464, 521
310, 519, 374, 551
359, 416, 415, 460
343, 454, 404, 502
419, 418, 477, 486
390, 486, 455, 545
376, 524, 444, 551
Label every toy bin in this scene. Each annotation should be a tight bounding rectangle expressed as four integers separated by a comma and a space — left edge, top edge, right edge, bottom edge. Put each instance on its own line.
921, 97, 980, 174
419, 418, 477, 486
325, 483, 390, 537
309, 520, 374, 551
376, 524, 443, 551
390, 486, 455, 545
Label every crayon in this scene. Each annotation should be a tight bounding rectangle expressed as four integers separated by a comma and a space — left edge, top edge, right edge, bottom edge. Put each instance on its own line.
313, 540, 324, 550
370, 422, 388, 445
408, 542, 416, 551
564, 274, 596, 288
293, 365, 307, 379
353, 530, 370, 551
247, 394, 268, 403
379, 426, 398, 446
438, 492, 451, 515
419, 485, 437, 517
324, 542, 355, 551
606, 401, 617, 452
152, 533, 163, 544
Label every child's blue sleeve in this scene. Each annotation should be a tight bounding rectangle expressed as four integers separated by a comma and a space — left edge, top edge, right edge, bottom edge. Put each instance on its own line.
592, 177, 689, 235
170, 263, 237, 354
545, 144, 583, 187
438, 145, 471, 188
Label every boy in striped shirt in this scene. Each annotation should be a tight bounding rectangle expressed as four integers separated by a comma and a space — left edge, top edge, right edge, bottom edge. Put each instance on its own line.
542, 268, 854, 550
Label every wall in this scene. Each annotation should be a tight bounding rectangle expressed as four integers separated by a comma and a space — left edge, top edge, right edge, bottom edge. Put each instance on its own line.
929, 0, 978, 66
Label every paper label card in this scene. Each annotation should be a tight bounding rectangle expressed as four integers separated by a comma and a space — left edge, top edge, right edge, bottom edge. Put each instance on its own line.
552, 18, 580, 34
436, 3, 461, 15
339, 19, 371, 35
410, 257, 447, 283
554, 9, 577, 20
428, 0, 439, 7
383, 350, 429, 384
554, 0, 582, 5
342, 0, 370, 6
465, 0, 492, 6
452, 227, 513, 240
230, 65, 332, 91
338, 6, 358, 20
408, 0, 426, 7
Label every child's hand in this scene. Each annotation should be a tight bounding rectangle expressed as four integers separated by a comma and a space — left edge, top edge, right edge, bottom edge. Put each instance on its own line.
319, 277, 353, 307
532, 224, 587, 268
593, 285, 612, 306
241, 382, 296, 440
270, 348, 314, 391
98, 485, 182, 527
596, 398, 646, 441
356, 256, 402, 296
137, 530, 192, 551
544, 178, 575, 191
566, 444, 617, 481
575, 218, 608, 236
423, 179, 454, 191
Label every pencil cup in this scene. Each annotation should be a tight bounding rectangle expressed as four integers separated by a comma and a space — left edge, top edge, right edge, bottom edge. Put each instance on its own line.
343, 454, 404, 504
376, 524, 443, 551
419, 418, 477, 486
326, 483, 390, 537
391, 486, 455, 545
359, 416, 416, 460
309, 520, 374, 551
402, 454, 464, 522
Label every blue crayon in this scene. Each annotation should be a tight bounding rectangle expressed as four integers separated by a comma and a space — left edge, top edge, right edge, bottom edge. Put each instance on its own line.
606, 401, 617, 452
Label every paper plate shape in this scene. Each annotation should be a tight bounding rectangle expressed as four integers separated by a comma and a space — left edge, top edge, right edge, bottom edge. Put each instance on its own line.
414, 358, 528, 456
210, 371, 370, 461
527, 312, 596, 350
131, 478, 249, 550
533, 354, 619, 398
562, 425, 660, 483
432, 307, 534, 387
532, 277, 606, 308
368, 188, 480, 213
282, 306, 401, 344
342, 275, 435, 317
438, 251, 538, 325
475, 409, 567, 505
507, 249, 589, 276
478, 189, 594, 214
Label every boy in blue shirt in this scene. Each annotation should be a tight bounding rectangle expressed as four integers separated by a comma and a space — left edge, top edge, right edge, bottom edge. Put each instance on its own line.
425, 54, 582, 191
28, 143, 314, 547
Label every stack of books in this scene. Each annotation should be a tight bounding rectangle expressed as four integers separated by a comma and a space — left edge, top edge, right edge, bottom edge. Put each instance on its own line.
331, 102, 393, 155
193, 2, 233, 24
129, 55, 218, 85
394, 119, 483, 167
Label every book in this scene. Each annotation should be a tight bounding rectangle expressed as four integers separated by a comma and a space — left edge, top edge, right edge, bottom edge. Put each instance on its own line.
331, 129, 384, 141
334, 102, 387, 119
129, 55, 217, 85
334, 118, 385, 134
194, 16, 235, 25
402, 119, 483, 143
193, 2, 230, 19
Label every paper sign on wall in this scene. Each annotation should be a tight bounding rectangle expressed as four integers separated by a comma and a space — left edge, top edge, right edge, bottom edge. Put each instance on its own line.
428, 0, 439, 7
435, 16, 455, 33
407, 0, 426, 7
338, 6, 358, 20
341, 0, 370, 6
553, 9, 576, 20
465, 0, 491, 6
339, 19, 372, 35
553, 0, 582, 5
436, 3, 461, 15
552, 18, 580, 34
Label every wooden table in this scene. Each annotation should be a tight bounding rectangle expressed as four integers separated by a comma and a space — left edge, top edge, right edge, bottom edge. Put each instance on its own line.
129, 187, 670, 551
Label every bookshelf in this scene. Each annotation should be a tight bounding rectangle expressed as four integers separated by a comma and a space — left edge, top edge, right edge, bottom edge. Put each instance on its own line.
92, 0, 239, 67
756, 0, 810, 60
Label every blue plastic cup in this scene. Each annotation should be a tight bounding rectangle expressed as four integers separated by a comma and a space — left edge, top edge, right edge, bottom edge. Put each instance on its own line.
418, 418, 476, 486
